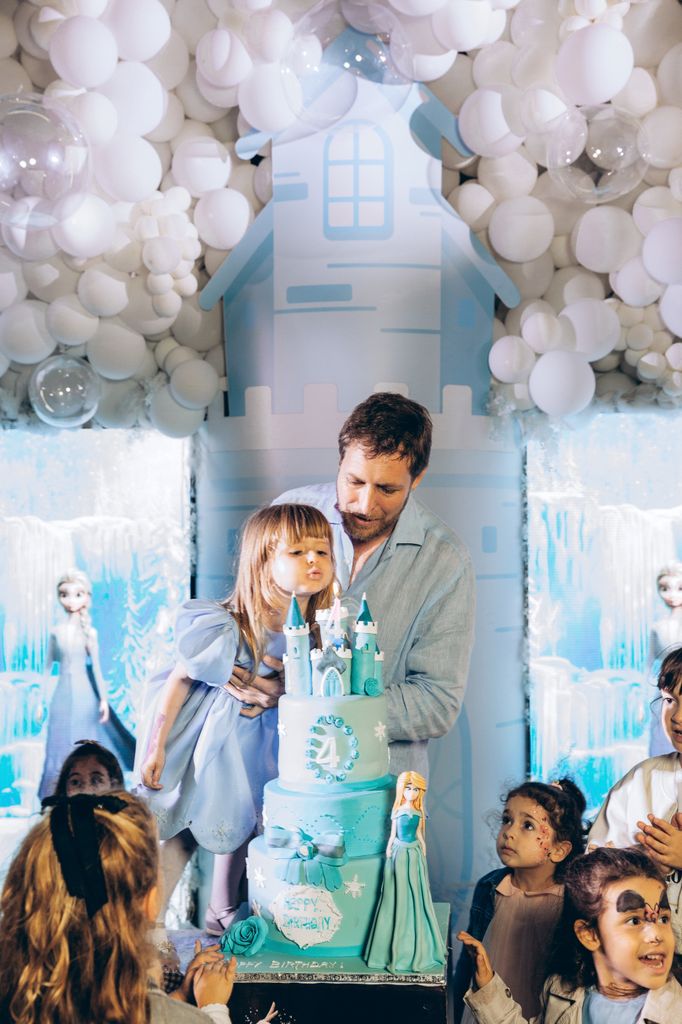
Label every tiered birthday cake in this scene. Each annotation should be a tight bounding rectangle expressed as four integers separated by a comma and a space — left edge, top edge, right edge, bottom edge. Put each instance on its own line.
246, 594, 395, 956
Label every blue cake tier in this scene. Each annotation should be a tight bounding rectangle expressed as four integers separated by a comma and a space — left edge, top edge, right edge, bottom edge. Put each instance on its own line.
247, 835, 386, 956
262, 775, 394, 858
278, 692, 389, 792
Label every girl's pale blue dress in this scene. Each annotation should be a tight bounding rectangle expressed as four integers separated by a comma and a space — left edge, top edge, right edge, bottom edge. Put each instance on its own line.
364, 807, 446, 974
134, 600, 282, 853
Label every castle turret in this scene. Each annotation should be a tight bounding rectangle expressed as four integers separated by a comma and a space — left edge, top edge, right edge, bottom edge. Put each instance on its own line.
283, 593, 312, 695
351, 594, 384, 696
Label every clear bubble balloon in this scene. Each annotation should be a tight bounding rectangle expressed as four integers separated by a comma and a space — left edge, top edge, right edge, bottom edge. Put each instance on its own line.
281, 0, 411, 134
28, 353, 100, 427
0, 92, 90, 233
546, 105, 648, 205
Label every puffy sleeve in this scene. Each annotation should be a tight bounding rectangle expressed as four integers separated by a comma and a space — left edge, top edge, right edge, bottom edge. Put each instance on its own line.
174, 600, 240, 687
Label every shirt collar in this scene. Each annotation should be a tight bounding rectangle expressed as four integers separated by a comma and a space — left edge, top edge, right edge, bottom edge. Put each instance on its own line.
495, 873, 563, 898
384, 494, 425, 551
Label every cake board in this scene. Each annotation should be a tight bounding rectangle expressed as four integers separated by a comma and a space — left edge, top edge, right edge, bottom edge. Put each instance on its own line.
171, 902, 452, 1024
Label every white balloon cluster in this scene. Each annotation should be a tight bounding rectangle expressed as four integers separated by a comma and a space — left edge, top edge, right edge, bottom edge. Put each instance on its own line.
0, 0, 680, 432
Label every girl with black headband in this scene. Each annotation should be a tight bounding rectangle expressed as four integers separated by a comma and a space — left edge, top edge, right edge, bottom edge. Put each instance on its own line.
0, 790, 237, 1024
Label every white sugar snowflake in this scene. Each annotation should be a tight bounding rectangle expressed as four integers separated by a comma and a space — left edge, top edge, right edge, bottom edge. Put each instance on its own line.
253, 866, 267, 889
277, 721, 287, 737
373, 721, 387, 741
343, 874, 366, 899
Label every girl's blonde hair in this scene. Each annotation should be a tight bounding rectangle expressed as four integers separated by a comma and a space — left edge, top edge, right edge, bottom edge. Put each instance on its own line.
393, 770, 427, 814
57, 569, 93, 643
0, 790, 158, 1024
223, 504, 336, 675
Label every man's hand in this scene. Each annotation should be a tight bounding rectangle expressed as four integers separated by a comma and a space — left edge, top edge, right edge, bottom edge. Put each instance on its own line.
224, 656, 285, 709
635, 813, 682, 870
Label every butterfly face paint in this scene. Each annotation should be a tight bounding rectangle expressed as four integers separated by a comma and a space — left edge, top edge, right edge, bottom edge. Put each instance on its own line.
589, 876, 674, 996
496, 795, 561, 869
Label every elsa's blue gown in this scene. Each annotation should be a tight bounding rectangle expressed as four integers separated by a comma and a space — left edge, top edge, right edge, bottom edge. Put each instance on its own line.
134, 600, 281, 853
364, 807, 446, 973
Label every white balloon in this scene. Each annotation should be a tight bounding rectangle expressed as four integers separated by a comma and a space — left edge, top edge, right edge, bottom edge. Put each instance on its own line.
148, 384, 205, 436
610, 257, 664, 307
488, 334, 536, 383
528, 349, 595, 416
237, 62, 298, 134
660, 284, 682, 337
193, 188, 252, 250
22, 256, 78, 303
638, 107, 682, 171
498, 251, 554, 300
143, 237, 183, 275
152, 289, 182, 318
170, 355, 220, 408
632, 187, 682, 236
0, 299, 54, 364
87, 318, 146, 379
95, 378, 144, 427
171, 137, 231, 197
176, 61, 227, 124
164, 344, 196, 373
104, 0, 171, 61
488, 196, 554, 261
99, 62, 167, 137
642, 218, 682, 286
458, 88, 524, 159
560, 297, 621, 360
46, 294, 99, 345
555, 24, 633, 105
77, 264, 130, 316
119, 277, 176, 334
0, 250, 27, 311
1, 196, 59, 260
521, 310, 565, 353
613, 67, 658, 119
432, 0, 493, 51
450, 182, 495, 231
196, 28, 252, 88
171, 293, 222, 351
146, 30, 190, 90
478, 150, 538, 200
51, 193, 116, 259
48, 16, 118, 89
95, 135, 163, 202
571, 207, 642, 273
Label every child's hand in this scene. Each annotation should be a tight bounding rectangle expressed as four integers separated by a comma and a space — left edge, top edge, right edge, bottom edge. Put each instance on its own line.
178, 939, 223, 1003
193, 955, 237, 1008
636, 813, 682, 870
141, 749, 166, 790
225, 658, 284, 709
256, 1002, 278, 1024
99, 699, 110, 723
457, 931, 494, 990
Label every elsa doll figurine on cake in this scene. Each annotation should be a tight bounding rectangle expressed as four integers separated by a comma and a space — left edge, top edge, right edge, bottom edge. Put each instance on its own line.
364, 769, 446, 974
38, 569, 134, 800
648, 563, 682, 755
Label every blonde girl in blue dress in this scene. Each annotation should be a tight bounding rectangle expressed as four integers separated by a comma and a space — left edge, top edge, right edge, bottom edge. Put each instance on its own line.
136, 504, 335, 935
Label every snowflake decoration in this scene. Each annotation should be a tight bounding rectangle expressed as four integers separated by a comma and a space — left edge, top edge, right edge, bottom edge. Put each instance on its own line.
277, 721, 287, 738
373, 721, 387, 741
343, 874, 366, 900
253, 866, 267, 889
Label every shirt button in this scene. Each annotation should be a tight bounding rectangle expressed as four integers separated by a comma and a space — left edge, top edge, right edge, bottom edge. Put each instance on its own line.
505, 988, 512, 998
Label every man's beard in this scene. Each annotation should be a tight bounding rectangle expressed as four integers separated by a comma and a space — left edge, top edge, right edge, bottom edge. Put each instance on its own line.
338, 504, 405, 544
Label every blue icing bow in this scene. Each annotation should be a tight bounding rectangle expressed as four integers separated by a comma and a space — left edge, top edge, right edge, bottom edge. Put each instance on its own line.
264, 824, 347, 891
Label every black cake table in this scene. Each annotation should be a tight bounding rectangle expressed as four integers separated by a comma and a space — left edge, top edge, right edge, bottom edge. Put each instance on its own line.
171, 902, 452, 1024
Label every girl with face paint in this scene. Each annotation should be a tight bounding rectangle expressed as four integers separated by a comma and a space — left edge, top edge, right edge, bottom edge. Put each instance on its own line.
453, 779, 586, 1023
458, 847, 682, 1024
